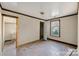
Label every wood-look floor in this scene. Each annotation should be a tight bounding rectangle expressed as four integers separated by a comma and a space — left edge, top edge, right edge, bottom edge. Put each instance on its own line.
3, 40, 77, 56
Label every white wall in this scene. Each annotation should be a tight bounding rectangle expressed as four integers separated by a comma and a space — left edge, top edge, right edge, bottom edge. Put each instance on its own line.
2, 10, 45, 46
5, 23, 16, 41
46, 15, 77, 45
0, 7, 2, 56
3, 16, 16, 41
18, 16, 40, 45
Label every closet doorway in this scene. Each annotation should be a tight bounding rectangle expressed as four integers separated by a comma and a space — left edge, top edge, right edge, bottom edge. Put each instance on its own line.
2, 14, 19, 56
40, 22, 44, 40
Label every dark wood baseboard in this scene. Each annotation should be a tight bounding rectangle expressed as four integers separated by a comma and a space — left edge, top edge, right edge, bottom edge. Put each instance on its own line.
47, 38, 77, 48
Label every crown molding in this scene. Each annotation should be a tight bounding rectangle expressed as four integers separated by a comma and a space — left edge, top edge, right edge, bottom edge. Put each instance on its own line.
0, 3, 78, 21
46, 13, 78, 21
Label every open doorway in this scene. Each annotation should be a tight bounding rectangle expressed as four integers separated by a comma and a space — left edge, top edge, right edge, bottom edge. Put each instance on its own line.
2, 14, 18, 56
40, 22, 44, 40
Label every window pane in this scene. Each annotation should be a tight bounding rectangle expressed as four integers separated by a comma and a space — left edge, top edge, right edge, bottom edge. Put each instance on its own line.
51, 20, 60, 37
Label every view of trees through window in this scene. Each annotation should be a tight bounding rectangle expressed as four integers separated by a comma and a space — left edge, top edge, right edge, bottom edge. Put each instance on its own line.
50, 20, 60, 37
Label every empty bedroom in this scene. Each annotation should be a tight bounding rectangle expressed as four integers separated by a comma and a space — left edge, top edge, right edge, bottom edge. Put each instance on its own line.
0, 2, 79, 56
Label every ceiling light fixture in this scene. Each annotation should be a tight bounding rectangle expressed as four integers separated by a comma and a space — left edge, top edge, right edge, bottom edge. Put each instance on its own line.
40, 11, 44, 15
39, 3, 44, 15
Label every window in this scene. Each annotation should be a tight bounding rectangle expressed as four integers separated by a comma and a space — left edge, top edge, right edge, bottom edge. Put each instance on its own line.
50, 19, 60, 37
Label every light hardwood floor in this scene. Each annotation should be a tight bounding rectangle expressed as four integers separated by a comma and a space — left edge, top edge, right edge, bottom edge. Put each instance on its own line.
3, 40, 77, 56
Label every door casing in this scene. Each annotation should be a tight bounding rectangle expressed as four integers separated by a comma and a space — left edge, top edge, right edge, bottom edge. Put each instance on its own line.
2, 14, 19, 48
